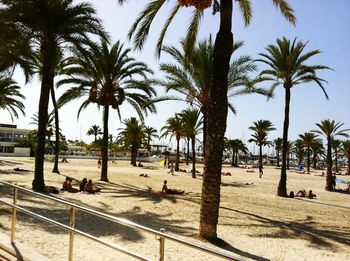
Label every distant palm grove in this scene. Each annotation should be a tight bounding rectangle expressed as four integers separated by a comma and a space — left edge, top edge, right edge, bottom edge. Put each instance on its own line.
1, 0, 349, 241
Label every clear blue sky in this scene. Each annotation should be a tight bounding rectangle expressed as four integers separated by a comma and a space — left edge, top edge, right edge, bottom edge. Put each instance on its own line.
2, 0, 349, 151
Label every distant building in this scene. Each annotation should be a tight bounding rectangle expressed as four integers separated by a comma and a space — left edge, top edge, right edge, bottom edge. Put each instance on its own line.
0, 123, 31, 154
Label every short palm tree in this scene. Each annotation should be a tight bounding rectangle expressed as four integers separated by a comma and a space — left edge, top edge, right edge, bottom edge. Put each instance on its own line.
118, 0, 295, 240
225, 138, 248, 167
299, 132, 318, 173
58, 40, 156, 181
331, 139, 342, 173
0, 0, 106, 191
342, 140, 350, 175
117, 117, 145, 166
87, 125, 103, 142
293, 139, 305, 167
0, 75, 25, 120
248, 120, 276, 177
143, 126, 158, 152
274, 138, 283, 167
311, 139, 324, 169
161, 115, 184, 172
179, 108, 202, 178
313, 120, 349, 190
257, 37, 331, 197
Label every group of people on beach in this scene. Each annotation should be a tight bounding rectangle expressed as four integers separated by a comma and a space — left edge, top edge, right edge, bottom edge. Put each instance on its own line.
62, 177, 101, 194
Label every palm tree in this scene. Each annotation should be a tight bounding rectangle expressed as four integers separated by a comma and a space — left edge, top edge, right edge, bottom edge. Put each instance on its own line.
161, 115, 184, 172
299, 132, 318, 173
311, 139, 324, 169
225, 138, 248, 167
30, 112, 55, 150
342, 140, 350, 175
274, 138, 283, 167
87, 125, 103, 142
256, 37, 331, 197
0, 75, 25, 120
1, 0, 106, 191
331, 139, 342, 173
143, 126, 158, 153
58, 40, 156, 181
313, 120, 349, 190
118, 0, 295, 240
157, 37, 263, 156
117, 117, 145, 166
179, 108, 202, 178
248, 120, 276, 178
293, 139, 305, 167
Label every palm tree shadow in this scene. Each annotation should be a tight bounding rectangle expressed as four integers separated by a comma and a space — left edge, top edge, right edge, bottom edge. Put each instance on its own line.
208, 237, 270, 261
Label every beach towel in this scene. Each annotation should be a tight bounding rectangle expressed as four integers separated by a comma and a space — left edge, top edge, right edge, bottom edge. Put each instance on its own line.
336, 178, 348, 184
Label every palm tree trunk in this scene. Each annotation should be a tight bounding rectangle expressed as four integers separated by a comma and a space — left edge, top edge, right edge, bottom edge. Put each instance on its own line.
347, 158, 350, 175
33, 42, 54, 192
325, 137, 333, 190
191, 137, 196, 178
51, 85, 60, 174
235, 152, 238, 166
277, 151, 280, 167
94, 134, 97, 142
231, 152, 235, 167
259, 144, 263, 178
278, 85, 291, 197
199, 0, 233, 240
313, 153, 317, 169
132, 144, 137, 166
306, 147, 310, 174
202, 112, 207, 157
100, 105, 109, 182
175, 138, 180, 171
335, 150, 338, 172
186, 137, 190, 165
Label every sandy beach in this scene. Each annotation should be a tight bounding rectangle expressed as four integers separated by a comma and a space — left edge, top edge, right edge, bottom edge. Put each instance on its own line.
0, 157, 349, 261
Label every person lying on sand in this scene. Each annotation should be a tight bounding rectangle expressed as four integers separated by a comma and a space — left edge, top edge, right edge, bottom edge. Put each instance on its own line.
222, 172, 232, 176
84, 179, 101, 194
246, 167, 255, 173
139, 173, 150, 178
13, 167, 30, 172
161, 180, 184, 195
62, 177, 79, 193
296, 189, 316, 199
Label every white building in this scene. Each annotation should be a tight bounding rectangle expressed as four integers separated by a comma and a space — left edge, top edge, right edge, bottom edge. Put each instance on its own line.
0, 123, 31, 154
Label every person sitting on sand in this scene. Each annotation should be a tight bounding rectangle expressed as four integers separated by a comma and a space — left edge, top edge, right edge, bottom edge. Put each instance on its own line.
307, 190, 316, 199
138, 161, 144, 167
79, 178, 87, 191
84, 179, 101, 194
161, 180, 184, 195
62, 177, 78, 193
61, 157, 68, 163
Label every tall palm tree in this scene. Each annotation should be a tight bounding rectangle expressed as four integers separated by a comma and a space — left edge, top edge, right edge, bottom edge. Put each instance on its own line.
30, 112, 55, 149
299, 132, 318, 173
313, 120, 349, 190
331, 139, 342, 173
0, 0, 106, 191
58, 40, 156, 181
0, 75, 25, 121
179, 108, 202, 178
143, 126, 158, 152
118, 0, 295, 240
311, 139, 324, 169
161, 115, 184, 171
157, 37, 263, 156
87, 124, 103, 142
117, 117, 145, 166
274, 138, 283, 167
248, 120, 275, 178
256, 37, 331, 197
342, 140, 350, 175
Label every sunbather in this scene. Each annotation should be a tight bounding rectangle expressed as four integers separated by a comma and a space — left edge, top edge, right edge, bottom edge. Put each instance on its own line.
62, 177, 78, 193
84, 179, 101, 194
161, 180, 184, 195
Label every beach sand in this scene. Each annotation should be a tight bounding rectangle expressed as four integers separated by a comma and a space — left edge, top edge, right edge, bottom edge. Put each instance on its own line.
0, 157, 349, 261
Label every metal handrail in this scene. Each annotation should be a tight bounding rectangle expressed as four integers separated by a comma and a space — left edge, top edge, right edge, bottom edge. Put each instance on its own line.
0, 180, 241, 261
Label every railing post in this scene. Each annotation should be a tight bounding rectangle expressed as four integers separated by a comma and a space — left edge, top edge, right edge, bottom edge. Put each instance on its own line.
68, 207, 76, 261
158, 228, 165, 261
11, 187, 17, 242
